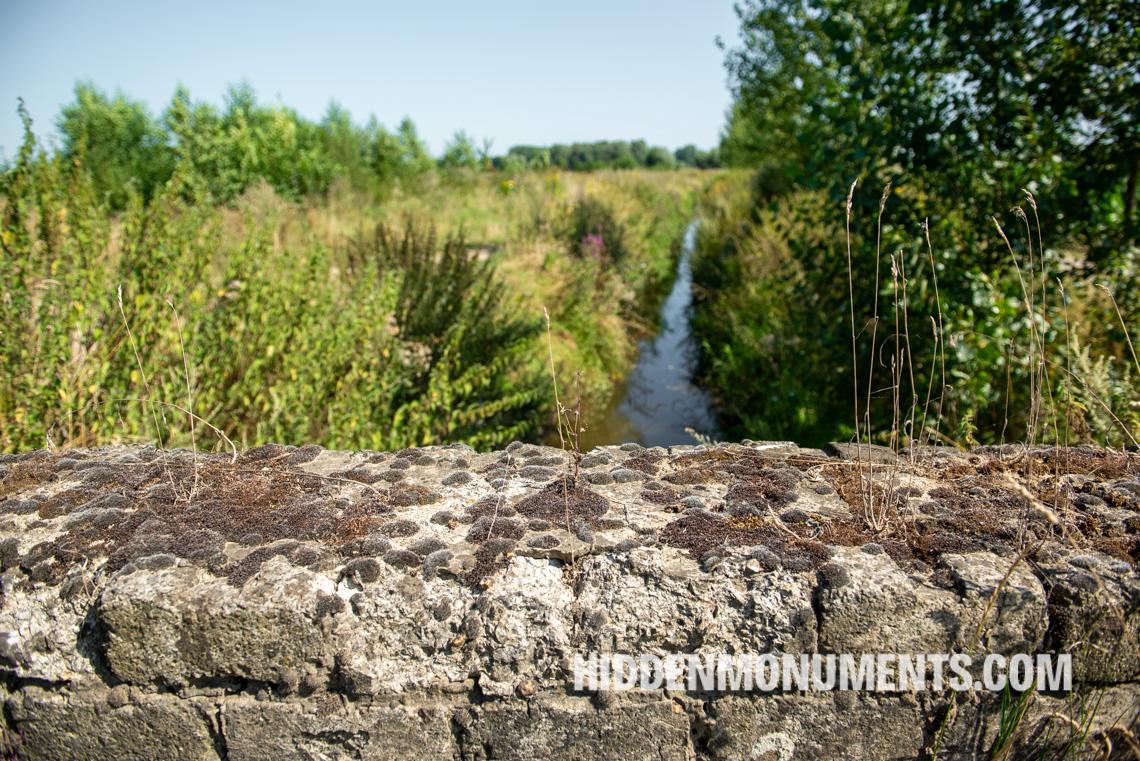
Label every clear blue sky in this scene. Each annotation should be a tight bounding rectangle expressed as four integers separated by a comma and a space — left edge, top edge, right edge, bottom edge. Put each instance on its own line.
0, 0, 740, 159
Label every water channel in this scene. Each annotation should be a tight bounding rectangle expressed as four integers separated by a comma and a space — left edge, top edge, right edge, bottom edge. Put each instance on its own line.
577, 221, 720, 449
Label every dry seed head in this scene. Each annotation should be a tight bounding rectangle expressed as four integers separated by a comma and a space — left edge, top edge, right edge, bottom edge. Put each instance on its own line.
1022, 189, 1038, 213
992, 216, 1013, 247
1001, 476, 1060, 526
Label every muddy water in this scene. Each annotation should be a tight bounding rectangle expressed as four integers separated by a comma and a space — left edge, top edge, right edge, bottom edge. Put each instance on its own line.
578, 222, 720, 449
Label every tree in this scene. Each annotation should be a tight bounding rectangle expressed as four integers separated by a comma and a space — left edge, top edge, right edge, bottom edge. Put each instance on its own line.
394, 118, 434, 179
440, 131, 479, 170
674, 144, 720, 168
644, 146, 676, 169
923, 0, 1139, 249
721, 0, 1139, 257
59, 83, 174, 207
321, 102, 372, 187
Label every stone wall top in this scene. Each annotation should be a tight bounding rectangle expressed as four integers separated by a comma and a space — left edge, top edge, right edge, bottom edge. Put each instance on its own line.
0, 441, 1137, 759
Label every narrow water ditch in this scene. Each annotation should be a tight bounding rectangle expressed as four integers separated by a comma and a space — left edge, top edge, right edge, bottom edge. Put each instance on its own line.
578, 221, 720, 449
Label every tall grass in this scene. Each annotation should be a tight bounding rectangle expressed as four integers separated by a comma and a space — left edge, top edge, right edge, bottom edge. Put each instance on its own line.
690, 176, 1139, 450
824, 183, 1138, 758
0, 120, 714, 453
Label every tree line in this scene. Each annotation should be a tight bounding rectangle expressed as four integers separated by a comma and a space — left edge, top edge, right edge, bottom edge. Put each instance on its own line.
4, 82, 719, 211
498, 141, 719, 172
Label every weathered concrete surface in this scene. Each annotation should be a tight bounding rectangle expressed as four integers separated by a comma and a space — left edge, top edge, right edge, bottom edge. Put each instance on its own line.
0, 441, 1136, 759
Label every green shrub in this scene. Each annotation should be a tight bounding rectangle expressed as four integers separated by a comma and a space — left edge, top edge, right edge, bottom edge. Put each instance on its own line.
564, 197, 627, 265
32, 83, 442, 209
351, 224, 545, 447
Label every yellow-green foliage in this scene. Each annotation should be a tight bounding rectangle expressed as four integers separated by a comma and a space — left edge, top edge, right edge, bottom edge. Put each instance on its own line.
275, 167, 709, 406
0, 122, 716, 452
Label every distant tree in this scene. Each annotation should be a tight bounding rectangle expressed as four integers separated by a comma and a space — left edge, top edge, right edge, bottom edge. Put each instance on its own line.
478, 137, 495, 169
697, 148, 720, 169
395, 118, 435, 178
321, 102, 373, 187
440, 131, 480, 170
58, 83, 174, 207
370, 123, 403, 185
644, 146, 675, 169
630, 139, 649, 165
496, 154, 527, 173
500, 140, 699, 172
673, 144, 720, 168
674, 144, 698, 166
161, 83, 338, 201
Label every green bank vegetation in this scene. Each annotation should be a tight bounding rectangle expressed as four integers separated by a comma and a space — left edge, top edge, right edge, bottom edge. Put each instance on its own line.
1, 90, 715, 452
692, 0, 1138, 448
691, 7, 1137, 752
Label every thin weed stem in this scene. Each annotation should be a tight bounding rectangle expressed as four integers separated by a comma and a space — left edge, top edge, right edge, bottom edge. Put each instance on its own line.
116, 286, 177, 496
168, 300, 199, 500
845, 178, 862, 447
898, 253, 918, 459
1097, 283, 1139, 376
860, 182, 891, 522
917, 219, 946, 448
1057, 279, 1073, 447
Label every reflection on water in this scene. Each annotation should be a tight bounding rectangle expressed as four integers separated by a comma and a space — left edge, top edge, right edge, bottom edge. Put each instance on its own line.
579, 222, 719, 449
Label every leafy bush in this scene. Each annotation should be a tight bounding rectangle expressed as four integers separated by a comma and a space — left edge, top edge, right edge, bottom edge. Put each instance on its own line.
564, 197, 628, 265
58, 83, 174, 207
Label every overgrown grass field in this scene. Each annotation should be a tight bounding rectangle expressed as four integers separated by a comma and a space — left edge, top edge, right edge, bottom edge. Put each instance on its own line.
1, 123, 721, 452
